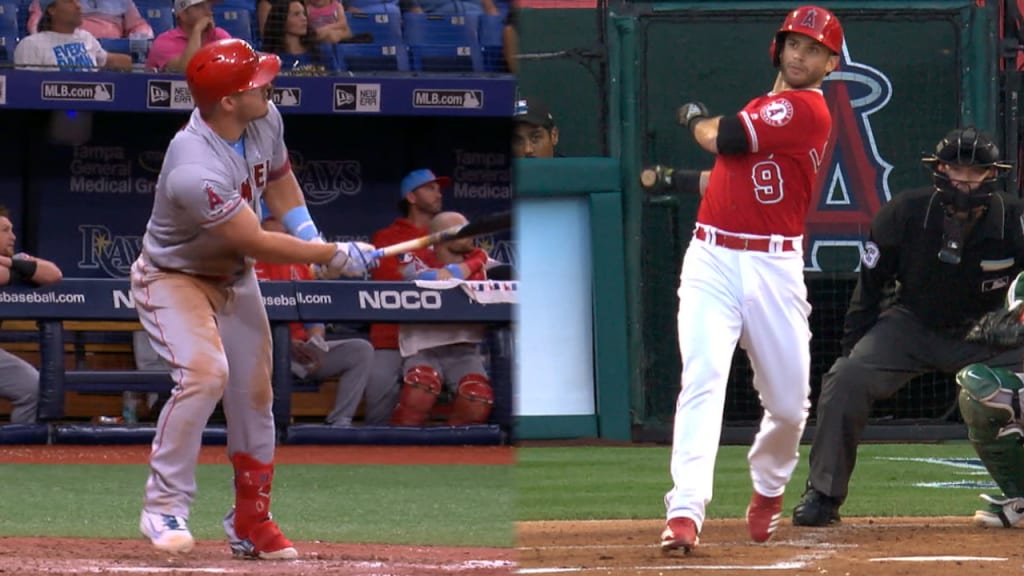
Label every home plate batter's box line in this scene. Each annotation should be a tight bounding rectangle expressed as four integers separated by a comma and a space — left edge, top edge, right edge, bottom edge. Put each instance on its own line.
0, 559, 517, 574
515, 555, 1012, 574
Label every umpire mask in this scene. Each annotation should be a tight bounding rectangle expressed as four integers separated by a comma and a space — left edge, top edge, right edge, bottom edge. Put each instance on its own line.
921, 127, 1012, 264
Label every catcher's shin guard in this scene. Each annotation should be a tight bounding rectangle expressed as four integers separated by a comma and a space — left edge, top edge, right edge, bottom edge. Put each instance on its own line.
447, 374, 494, 426
957, 364, 1024, 501
228, 452, 297, 560
390, 365, 442, 426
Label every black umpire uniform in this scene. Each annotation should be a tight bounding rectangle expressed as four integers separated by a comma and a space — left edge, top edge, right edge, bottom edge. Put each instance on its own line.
793, 127, 1024, 526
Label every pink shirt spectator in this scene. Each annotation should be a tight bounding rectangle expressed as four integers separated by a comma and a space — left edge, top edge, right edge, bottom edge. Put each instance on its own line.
145, 25, 231, 70
28, 0, 153, 38
305, 0, 344, 31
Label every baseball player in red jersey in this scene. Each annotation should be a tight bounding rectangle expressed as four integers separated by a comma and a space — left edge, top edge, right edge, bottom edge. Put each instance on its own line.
655, 6, 843, 553
132, 38, 377, 559
366, 169, 445, 425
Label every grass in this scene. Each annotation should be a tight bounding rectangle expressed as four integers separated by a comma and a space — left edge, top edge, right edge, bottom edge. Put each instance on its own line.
516, 443, 995, 522
0, 463, 515, 547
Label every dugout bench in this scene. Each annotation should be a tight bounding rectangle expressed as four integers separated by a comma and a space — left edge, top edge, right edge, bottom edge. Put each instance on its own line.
0, 278, 515, 445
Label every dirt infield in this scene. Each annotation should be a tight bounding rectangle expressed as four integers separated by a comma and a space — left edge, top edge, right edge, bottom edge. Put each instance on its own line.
518, 517, 1024, 575
0, 445, 515, 576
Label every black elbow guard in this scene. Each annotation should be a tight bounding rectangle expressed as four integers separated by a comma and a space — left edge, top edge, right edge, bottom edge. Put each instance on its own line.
8, 258, 38, 284
715, 116, 750, 155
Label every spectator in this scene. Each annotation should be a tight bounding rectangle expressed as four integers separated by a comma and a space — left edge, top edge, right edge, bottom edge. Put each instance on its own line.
392, 211, 495, 427
260, 0, 334, 73
0, 205, 63, 425
255, 212, 377, 427
343, 0, 404, 15
404, 0, 499, 16
512, 98, 561, 159
27, 0, 153, 39
258, 0, 351, 44
367, 168, 447, 425
15, 0, 133, 70
145, 0, 230, 72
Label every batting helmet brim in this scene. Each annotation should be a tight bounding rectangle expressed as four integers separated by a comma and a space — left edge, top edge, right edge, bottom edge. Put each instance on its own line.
248, 52, 281, 93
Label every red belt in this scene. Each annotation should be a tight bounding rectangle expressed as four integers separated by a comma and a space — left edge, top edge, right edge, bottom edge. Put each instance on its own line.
693, 227, 800, 253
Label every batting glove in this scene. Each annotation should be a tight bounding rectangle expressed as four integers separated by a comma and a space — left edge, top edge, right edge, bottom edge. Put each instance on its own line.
677, 101, 710, 131
317, 242, 379, 279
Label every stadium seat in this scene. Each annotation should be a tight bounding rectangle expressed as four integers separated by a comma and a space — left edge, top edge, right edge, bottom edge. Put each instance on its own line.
478, 13, 505, 72
346, 12, 402, 45
0, 34, 15, 63
0, 2, 18, 38
217, 0, 254, 9
133, 0, 171, 11
143, 6, 174, 35
99, 36, 150, 63
402, 13, 482, 72
335, 42, 409, 72
214, 7, 252, 43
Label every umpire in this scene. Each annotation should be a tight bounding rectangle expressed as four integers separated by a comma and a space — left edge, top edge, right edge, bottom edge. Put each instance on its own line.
793, 127, 1024, 526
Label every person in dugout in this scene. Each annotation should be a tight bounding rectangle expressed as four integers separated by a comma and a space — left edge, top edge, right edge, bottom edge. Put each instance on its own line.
389, 211, 496, 427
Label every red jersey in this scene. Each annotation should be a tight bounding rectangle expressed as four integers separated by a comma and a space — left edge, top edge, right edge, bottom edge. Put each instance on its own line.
697, 89, 832, 237
254, 261, 314, 341
369, 217, 439, 349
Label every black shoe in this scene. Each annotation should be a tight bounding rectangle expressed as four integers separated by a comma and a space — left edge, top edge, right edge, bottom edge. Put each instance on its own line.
792, 487, 842, 527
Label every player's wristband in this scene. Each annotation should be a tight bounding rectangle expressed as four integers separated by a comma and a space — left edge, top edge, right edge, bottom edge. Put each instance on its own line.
282, 205, 320, 242
8, 258, 37, 282
444, 264, 466, 280
672, 170, 702, 196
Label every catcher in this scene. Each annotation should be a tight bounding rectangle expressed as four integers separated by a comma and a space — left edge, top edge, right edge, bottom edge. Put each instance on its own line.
959, 277, 1024, 528
775, 127, 1024, 528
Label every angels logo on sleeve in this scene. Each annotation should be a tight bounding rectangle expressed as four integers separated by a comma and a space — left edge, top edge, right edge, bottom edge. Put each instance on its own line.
203, 181, 241, 224
760, 98, 794, 127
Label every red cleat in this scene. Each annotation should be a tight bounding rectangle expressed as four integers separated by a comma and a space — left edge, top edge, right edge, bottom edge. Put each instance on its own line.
746, 492, 784, 543
660, 517, 698, 552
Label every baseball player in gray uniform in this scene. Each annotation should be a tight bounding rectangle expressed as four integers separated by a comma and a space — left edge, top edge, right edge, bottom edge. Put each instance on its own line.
134, 38, 377, 559
0, 205, 63, 424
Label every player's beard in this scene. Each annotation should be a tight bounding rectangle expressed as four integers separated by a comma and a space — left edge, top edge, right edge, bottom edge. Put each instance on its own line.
780, 59, 827, 90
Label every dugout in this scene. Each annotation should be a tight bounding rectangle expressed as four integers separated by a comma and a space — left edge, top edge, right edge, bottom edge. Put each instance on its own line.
0, 70, 517, 444
514, 0, 1019, 442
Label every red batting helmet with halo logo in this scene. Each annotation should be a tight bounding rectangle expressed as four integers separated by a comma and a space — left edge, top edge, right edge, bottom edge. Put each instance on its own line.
769, 5, 844, 68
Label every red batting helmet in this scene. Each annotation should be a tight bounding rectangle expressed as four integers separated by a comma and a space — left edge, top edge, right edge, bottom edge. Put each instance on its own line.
769, 5, 844, 68
186, 38, 281, 109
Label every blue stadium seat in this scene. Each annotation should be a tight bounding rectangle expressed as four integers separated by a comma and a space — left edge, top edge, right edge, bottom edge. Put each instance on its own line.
0, 34, 15, 63
214, 7, 251, 43
335, 42, 409, 72
0, 2, 18, 38
346, 12, 402, 45
217, 0, 254, 10
142, 6, 174, 35
100, 36, 150, 63
133, 0, 171, 11
402, 13, 482, 72
478, 13, 505, 72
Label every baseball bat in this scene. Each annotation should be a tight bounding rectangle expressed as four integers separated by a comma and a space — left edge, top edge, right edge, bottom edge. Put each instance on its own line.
370, 211, 512, 259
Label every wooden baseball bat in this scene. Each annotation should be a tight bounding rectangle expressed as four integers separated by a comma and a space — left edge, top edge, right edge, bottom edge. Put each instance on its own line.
370, 211, 512, 259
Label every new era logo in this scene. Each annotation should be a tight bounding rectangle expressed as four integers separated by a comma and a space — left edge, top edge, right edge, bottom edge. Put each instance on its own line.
333, 83, 381, 113
146, 79, 193, 110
